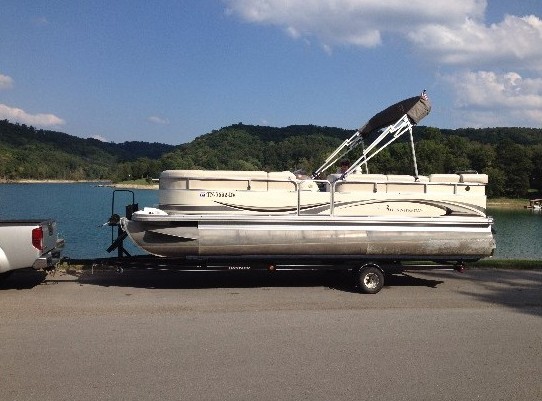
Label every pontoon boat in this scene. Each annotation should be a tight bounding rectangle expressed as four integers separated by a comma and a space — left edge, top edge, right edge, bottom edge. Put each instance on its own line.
119, 92, 495, 293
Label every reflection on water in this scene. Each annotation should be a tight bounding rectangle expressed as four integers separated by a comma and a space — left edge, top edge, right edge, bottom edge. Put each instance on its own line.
488, 208, 542, 260
0, 183, 540, 260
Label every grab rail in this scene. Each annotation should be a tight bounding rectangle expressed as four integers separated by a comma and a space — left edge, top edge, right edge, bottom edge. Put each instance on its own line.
161, 174, 486, 217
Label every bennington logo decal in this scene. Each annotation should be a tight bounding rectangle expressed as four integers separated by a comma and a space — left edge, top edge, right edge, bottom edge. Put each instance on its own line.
386, 204, 422, 213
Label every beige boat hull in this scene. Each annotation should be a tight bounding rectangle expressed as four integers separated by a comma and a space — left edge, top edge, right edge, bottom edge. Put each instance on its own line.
122, 214, 495, 261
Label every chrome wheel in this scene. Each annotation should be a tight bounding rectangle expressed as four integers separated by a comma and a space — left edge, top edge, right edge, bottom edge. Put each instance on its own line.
357, 265, 384, 294
364, 272, 380, 290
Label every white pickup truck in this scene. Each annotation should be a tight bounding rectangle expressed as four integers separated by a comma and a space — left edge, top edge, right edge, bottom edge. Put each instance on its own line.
0, 219, 64, 280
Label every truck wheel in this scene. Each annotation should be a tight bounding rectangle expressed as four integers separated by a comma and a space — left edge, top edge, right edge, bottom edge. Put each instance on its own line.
356, 265, 384, 294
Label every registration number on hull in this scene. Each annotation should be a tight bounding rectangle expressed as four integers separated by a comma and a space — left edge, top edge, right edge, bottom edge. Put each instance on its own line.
200, 192, 236, 198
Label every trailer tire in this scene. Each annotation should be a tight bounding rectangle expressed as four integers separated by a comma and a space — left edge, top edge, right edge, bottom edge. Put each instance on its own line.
356, 265, 384, 294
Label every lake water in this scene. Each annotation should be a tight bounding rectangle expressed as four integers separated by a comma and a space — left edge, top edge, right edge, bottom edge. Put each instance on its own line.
0, 183, 540, 260
0, 183, 158, 259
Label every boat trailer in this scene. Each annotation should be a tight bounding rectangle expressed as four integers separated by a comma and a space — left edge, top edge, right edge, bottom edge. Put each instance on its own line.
61, 253, 467, 295
59, 190, 467, 295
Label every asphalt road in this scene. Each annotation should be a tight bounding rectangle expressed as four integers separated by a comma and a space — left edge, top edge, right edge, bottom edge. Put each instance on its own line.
1, 267, 541, 401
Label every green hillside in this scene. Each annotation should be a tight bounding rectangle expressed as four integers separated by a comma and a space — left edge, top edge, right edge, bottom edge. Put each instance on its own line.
2, 118, 542, 198
148, 124, 542, 198
0, 120, 174, 180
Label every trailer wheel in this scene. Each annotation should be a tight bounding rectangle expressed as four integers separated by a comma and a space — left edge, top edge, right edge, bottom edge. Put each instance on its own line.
356, 265, 384, 294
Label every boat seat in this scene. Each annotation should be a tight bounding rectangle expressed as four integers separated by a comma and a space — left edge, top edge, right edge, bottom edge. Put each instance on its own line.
345, 174, 388, 182
386, 175, 415, 182
385, 175, 427, 193
429, 174, 461, 183
159, 170, 268, 190
335, 174, 387, 193
267, 172, 319, 191
326, 174, 387, 192
460, 173, 488, 184
267, 171, 297, 191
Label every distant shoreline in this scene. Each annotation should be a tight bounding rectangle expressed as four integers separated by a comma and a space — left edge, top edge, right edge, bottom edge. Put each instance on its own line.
0, 179, 158, 190
107, 183, 158, 190
486, 199, 529, 209
0, 179, 106, 184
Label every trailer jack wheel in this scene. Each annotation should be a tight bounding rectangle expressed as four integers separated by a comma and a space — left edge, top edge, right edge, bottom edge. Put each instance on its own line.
356, 265, 384, 294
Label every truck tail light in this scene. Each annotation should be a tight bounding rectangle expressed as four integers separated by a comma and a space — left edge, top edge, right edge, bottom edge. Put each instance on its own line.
32, 227, 44, 251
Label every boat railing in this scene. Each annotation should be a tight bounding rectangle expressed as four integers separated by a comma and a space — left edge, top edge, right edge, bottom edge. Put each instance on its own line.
334, 177, 487, 194
160, 172, 487, 216
168, 175, 271, 191
163, 173, 314, 192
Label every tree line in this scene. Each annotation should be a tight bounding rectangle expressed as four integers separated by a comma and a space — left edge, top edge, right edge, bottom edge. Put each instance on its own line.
116, 124, 542, 198
0, 119, 173, 180
1, 119, 542, 198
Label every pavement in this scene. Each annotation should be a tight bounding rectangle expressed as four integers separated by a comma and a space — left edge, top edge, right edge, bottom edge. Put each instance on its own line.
1, 267, 541, 401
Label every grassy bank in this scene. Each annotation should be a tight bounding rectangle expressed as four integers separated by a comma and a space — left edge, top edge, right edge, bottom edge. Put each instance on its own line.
487, 198, 529, 209
112, 179, 158, 190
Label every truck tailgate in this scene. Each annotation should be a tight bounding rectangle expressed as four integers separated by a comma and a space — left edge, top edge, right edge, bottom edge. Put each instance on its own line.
0, 220, 63, 273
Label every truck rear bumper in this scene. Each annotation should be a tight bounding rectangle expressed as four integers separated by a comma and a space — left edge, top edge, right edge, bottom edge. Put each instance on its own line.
32, 239, 65, 270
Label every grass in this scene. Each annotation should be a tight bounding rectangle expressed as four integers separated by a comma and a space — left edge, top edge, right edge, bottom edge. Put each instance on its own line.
487, 198, 529, 209
115, 178, 156, 186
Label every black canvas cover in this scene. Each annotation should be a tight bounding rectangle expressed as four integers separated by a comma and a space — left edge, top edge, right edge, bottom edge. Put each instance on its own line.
358, 94, 431, 135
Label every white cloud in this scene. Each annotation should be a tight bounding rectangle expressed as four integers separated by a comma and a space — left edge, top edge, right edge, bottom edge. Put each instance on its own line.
225, 0, 542, 129
90, 134, 108, 142
0, 74, 14, 90
0, 104, 65, 127
409, 15, 542, 70
442, 71, 542, 127
148, 115, 170, 125
225, 0, 487, 48
225, 1, 542, 71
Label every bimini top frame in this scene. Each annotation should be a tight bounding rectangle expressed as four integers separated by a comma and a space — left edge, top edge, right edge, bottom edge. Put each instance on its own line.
312, 91, 431, 180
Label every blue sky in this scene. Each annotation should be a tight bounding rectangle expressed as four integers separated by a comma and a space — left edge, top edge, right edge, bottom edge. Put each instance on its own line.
1, 0, 541, 145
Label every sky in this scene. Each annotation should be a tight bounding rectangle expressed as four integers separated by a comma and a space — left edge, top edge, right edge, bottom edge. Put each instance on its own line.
1, 0, 542, 145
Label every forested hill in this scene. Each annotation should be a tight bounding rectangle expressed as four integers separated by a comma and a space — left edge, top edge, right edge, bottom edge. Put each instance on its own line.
433, 127, 542, 146
2, 119, 542, 197
149, 123, 542, 198
0, 119, 174, 180
155, 123, 352, 172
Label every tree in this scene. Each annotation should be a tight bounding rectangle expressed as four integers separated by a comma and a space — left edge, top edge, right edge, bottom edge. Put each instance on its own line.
484, 166, 506, 197
414, 139, 450, 175
467, 142, 496, 173
495, 140, 532, 197
529, 144, 542, 192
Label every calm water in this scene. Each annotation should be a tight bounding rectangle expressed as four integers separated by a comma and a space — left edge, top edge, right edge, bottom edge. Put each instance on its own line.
0, 183, 158, 259
0, 183, 540, 260
487, 208, 542, 260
